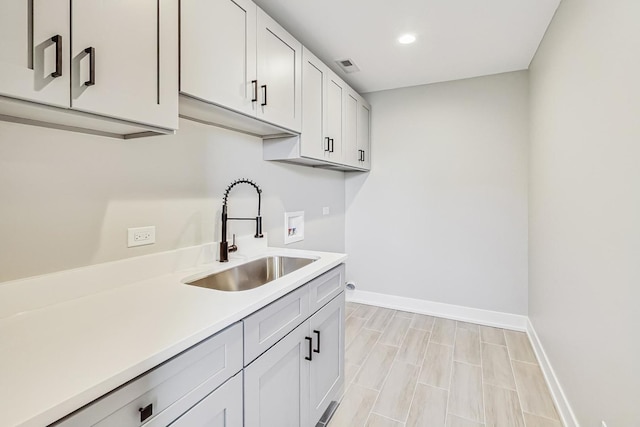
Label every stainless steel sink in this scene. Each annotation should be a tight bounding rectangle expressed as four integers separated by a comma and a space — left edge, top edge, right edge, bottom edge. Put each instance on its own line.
185, 256, 316, 291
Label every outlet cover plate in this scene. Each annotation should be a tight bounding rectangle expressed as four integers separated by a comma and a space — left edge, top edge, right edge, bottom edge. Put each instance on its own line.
128, 226, 156, 247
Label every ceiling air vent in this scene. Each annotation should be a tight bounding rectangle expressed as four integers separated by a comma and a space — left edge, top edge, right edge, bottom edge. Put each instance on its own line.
336, 58, 360, 74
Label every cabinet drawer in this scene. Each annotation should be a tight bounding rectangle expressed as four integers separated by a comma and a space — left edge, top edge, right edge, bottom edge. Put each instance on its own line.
243, 285, 310, 365
308, 265, 344, 314
54, 323, 243, 427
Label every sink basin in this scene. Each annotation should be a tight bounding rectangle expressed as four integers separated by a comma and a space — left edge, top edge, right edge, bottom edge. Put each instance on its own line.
185, 256, 316, 291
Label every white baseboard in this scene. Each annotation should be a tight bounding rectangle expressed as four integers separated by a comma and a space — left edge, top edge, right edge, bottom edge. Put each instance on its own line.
527, 319, 580, 427
346, 289, 528, 331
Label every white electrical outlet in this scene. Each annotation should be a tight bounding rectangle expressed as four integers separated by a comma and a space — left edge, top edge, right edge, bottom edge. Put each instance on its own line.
322, 206, 330, 215
127, 226, 156, 247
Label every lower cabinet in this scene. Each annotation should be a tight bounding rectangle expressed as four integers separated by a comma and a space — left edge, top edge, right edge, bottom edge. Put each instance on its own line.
169, 373, 243, 427
244, 291, 345, 427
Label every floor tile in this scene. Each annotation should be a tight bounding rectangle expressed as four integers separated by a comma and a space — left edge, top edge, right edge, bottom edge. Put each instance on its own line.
481, 343, 516, 389
394, 310, 415, 319
346, 302, 360, 319
345, 362, 361, 387
354, 343, 398, 391
448, 362, 484, 423
512, 361, 560, 421
447, 414, 484, 427
329, 384, 379, 427
446, 415, 484, 427
431, 318, 457, 346
365, 307, 396, 332
457, 321, 480, 333
523, 412, 563, 427
484, 384, 525, 427
352, 304, 379, 320
378, 315, 411, 347
479, 325, 506, 346
366, 413, 404, 427
453, 328, 481, 365
410, 314, 435, 331
406, 383, 448, 427
397, 328, 430, 365
504, 331, 537, 364
419, 342, 453, 389
346, 316, 368, 347
346, 328, 382, 366
372, 361, 419, 422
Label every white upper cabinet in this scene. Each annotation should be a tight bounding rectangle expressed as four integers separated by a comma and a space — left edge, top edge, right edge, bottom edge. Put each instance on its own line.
256, 8, 302, 133
0, 0, 178, 137
344, 90, 360, 166
358, 99, 372, 169
180, 0, 257, 117
325, 71, 344, 163
0, 0, 70, 108
180, 1, 302, 135
71, 0, 178, 130
300, 48, 327, 160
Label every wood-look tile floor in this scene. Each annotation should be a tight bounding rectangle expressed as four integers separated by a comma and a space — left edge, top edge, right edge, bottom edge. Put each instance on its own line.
329, 303, 563, 427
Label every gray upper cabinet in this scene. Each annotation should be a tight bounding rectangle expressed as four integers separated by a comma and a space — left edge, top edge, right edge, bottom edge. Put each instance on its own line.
0, 0, 70, 108
180, 0, 257, 117
70, 0, 178, 130
0, 0, 178, 138
180, 0, 302, 136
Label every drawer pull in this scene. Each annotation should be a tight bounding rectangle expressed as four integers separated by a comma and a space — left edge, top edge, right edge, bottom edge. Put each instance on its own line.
139, 403, 153, 422
313, 330, 321, 354
305, 336, 313, 361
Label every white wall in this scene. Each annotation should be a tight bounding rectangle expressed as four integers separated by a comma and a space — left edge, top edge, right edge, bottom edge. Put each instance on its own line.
346, 71, 529, 315
529, 0, 640, 425
0, 119, 345, 282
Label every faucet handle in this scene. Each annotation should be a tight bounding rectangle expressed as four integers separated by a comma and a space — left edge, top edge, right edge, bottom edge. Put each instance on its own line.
229, 234, 238, 253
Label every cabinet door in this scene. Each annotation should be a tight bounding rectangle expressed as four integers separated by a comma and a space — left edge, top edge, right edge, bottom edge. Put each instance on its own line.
170, 373, 243, 427
244, 321, 310, 427
71, 0, 178, 129
308, 293, 345, 426
300, 48, 328, 160
256, 8, 302, 133
181, 0, 257, 117
325, 72, 344, 163
0, 0, 69, 107
358, 100, 371, 170
343, 91, 359, 167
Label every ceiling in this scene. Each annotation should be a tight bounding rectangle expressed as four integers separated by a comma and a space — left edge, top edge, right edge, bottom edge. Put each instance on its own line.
253, 0, 561, 93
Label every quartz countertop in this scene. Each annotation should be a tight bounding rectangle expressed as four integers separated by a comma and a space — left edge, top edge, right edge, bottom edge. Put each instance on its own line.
0, 240, 346, 427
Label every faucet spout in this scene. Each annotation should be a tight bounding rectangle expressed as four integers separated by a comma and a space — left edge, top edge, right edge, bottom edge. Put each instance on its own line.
219, 179, 264, 262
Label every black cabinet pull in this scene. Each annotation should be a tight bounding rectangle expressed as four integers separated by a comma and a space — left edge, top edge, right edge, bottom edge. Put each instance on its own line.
325, 137, 331, 152
139, 404, 153, 422
261, 84, 267, 106
84, 47, 95, 86
362, 150, 365, 162
251, 80, 258, 102
329, 138, 334, 153
51, 35, 62, 78
313, 330, 321, 353
305, 336, 313, 361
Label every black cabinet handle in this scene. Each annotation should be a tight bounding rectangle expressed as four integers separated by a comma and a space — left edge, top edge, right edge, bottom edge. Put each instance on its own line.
305, 336, 313, 361
325, 137, 331, 152
313, 330, 321, 353
362, 150, 365, 162
51, 35, 62, 78
261, 84, 267, 106
139, 404, 153, 422
251, 80, 258, 102
329, 138, 334, 153
84, 47, 95, 86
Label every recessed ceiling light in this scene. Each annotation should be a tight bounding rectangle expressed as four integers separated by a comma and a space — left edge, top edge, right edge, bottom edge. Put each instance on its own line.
398, 34, 416, 45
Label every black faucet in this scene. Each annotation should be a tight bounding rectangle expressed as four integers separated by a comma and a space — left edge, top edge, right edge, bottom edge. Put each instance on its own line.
220, 179, 264, 262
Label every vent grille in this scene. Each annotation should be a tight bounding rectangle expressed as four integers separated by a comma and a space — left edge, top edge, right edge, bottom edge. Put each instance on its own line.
335, 58, 360, 74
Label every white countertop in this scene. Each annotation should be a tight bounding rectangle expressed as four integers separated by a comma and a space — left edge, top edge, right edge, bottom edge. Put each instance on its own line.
0, 240, 346, 427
